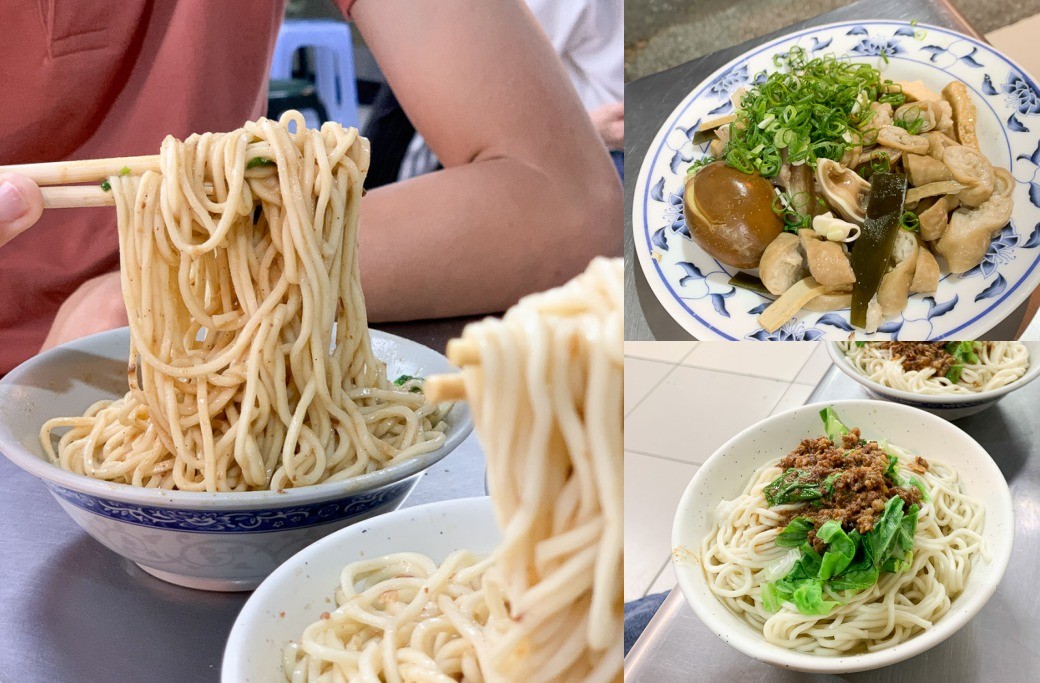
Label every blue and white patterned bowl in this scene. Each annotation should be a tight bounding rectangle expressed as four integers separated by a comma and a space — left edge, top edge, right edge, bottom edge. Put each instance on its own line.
826, 341, 1040, 419
0, 328, 472, 591
633, 21, 1040, 340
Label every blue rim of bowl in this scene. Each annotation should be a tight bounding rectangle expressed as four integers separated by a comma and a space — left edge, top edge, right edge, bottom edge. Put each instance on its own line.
634, 20, 1040, 340
0, 327, 473, 511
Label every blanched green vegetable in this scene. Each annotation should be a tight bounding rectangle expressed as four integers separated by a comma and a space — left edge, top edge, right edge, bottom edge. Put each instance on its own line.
820, 406, 849, 445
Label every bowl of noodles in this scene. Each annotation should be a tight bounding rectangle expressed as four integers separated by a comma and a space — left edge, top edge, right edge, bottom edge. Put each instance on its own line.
0, 327, 472, 592
671, 400, 1013, 673
827, 341, 1040, 419
222, 496, 501, 682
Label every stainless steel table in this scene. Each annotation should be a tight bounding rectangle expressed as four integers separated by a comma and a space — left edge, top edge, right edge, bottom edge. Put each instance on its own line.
623, 0, 1031, 340
0, 320, 487, 683
624, 361, 1040, 681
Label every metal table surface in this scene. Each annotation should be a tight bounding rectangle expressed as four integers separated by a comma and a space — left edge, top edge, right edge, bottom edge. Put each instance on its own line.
625, 360, 1040, 682
623, 0, 1031, 341
0, 319, 487, 683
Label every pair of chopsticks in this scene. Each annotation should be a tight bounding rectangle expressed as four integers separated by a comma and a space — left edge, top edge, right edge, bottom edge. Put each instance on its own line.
422, 339, 480, 403
0, 156, 165, 208
2, 155, 480, 402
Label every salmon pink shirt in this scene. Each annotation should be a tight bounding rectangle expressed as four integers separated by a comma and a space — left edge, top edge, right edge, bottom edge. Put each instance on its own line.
0, 0, 356, 373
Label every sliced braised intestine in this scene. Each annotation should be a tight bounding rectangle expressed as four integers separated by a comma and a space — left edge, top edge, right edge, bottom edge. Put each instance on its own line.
777, 162, 817, 215
923, 131, 959, 160
893, 80, 942, 102
936, 100, 954, 135
816, 158, 871, 224
876, 125, 930, 154
936, 168, 1015, 273
759, 232, 807, 296
942, 81, 979, 150
860, 102, 893, 145
894, 101, 939, 133
917, 195, 958, 242
910, 246, 940, 294
905, 153, 953, 186
798, 229, 855, 286
942, 145, 995, 207
877, 230, 919, 316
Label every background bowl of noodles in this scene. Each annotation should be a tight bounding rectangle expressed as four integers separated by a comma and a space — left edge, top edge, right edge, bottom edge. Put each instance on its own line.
671, 399, 1013, 673
826, 342, 1040, 420
222, 496, 499, 681
0, 327, 472, 592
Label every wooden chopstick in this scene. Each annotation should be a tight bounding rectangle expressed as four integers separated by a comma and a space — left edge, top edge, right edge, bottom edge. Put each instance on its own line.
423, 375, 466, 402
422, 339, 481, 402
42, 186, 114, 209
3, 156, 162, 186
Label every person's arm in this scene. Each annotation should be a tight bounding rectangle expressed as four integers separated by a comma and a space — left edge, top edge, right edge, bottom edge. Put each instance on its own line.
350, 0, 622, 321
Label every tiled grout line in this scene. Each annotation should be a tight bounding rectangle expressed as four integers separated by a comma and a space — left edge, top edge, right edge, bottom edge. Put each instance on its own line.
789, 343, 820, 384
624, 362, 679, 419
624, 447, 707, 467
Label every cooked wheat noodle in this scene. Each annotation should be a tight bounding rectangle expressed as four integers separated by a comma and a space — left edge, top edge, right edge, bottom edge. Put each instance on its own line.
283, 257, 623, 682
838, 341, 1029, 395
40, 112, 448, 492
700, 446, 986, 655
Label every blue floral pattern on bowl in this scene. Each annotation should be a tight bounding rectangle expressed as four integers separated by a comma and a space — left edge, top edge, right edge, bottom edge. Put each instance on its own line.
46, 477, 416, 533
633, 21, 1040, 340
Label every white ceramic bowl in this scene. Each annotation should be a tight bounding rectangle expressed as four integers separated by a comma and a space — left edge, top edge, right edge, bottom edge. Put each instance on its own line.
826, 342, 1040, 420
0, 328, 472, 591
222, 496, 499, 682
671, 399, 1014, 674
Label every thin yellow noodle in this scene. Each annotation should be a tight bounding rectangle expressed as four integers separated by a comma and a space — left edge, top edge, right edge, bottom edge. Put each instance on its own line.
40, 112, 449, 492
283, 258, 623, 682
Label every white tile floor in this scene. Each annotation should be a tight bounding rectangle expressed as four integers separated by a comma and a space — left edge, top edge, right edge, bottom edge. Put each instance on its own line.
623, 342, 834, 602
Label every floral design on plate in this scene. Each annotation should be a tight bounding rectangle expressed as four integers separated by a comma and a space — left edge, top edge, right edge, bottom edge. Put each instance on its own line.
633, 21, 1040, 340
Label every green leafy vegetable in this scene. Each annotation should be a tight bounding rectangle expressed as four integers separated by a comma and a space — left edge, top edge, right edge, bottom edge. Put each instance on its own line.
100, 180, 111, 192
820, 406, 849, 445
764, 469, 828, 506
944, 341, 979, 383
817, 521, 856, 580
775, 518, 814, 547
247, 156, 276, 169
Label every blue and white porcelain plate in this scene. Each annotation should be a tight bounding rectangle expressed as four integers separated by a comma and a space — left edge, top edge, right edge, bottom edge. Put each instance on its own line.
633, 21, 1040, 340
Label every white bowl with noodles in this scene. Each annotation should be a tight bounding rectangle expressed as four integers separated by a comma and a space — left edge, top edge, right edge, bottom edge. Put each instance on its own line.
0, 327, 472, 592
671, 399, 1013, 674
222, 496, 500, 682
826, 342, 1040, 420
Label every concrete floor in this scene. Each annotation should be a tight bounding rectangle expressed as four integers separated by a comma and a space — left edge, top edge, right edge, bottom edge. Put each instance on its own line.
625, 0, 1040, 81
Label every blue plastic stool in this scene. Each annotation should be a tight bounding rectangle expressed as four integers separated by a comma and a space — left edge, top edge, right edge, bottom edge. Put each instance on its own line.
271, 19, 359, 128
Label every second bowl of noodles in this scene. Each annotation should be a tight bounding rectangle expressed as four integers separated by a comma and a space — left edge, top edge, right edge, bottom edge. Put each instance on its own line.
671, 399, 1013, 673
827, 341, 1040, 419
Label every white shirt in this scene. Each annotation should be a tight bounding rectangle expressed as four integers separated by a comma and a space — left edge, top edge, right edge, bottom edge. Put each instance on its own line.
525, 0, 623, 110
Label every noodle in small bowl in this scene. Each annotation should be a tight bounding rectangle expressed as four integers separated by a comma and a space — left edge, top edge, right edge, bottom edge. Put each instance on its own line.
827, 341, 1040, 420
0, 328, 472, 592
222, 496, 499, 681
671, 400, 1013, 673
